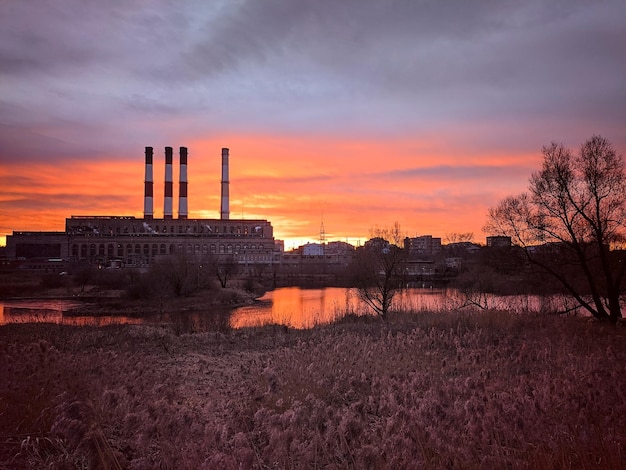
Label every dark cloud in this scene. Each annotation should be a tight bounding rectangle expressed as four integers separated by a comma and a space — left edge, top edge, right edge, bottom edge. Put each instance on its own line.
1, 193, 132, 213
380, 165, 536, 181
0, 124, 93, 163
1, 0, 624, 157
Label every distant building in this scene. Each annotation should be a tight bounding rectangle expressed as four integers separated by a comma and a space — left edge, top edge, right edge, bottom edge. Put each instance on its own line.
364, 237, 391, 253
486, 236, 512, 248
404, 235, 442, 257
302, 242, 324, 256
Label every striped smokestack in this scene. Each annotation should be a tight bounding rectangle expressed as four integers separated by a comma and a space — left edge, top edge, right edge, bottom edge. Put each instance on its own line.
178, 147, 188, 219
220, 147, 230, 220
144, 147, 154, 219
164, 146, 173, 220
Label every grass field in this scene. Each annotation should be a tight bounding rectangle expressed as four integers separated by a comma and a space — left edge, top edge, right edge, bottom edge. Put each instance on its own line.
1, 310, 625, 469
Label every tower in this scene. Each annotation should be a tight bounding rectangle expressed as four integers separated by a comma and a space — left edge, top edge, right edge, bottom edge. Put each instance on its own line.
220, 148, 230, 220
178, 147, 188, 219
143, 146, 154, 219
164, 146, 173, 219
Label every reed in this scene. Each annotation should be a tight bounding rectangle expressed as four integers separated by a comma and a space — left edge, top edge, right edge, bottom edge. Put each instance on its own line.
1, 311, 624, 469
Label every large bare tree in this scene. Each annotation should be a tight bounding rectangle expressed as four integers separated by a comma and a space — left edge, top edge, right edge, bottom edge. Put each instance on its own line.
353, 222, 407, 319
485, 135, 626, 323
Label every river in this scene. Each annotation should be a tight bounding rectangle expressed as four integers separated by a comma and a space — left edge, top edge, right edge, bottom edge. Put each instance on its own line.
0, 287, 588, 329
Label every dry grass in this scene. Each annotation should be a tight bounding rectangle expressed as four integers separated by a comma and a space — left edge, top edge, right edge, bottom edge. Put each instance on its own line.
1, 310, 625, 469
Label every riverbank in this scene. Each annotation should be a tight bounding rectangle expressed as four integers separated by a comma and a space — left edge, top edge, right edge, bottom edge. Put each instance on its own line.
1, 311, 624, 469
0, 270, 265, 313
0, 269, 262, 319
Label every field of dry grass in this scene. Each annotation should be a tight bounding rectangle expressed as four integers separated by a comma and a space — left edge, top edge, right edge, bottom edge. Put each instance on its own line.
1, 310, 625, 469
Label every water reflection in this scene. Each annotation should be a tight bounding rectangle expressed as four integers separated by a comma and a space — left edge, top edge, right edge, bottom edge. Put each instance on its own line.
1, 288, 603, 330
230, 287, 592, 329
0, 300, 144, 327
230, 287, 361, 329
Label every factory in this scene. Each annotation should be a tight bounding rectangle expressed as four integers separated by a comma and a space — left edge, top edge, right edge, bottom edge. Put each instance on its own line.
5, 147, 277, 270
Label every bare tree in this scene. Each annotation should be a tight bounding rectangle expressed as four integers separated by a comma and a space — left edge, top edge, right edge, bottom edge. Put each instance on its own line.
353, 222, 407, 319
444, 232, 474, 244
485, 135, 626, 323
213, 255, 239, 289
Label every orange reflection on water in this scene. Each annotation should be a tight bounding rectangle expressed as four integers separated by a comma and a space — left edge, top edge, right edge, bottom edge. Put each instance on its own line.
230, 287, 361, 329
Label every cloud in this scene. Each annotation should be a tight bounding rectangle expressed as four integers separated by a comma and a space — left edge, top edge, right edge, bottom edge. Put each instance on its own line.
1, 0, 625, 245
380, 164, 535, 181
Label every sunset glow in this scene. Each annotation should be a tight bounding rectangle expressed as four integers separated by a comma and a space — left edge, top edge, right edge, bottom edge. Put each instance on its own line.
2, 1, 625, 249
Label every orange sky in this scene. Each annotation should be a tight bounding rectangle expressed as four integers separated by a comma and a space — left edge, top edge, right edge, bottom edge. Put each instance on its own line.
2, 2, 624, 250
1, 133, 543, 250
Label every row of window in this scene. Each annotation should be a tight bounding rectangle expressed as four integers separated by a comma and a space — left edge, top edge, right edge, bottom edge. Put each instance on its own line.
68, 224, 264, 236
70, 242, 270, 259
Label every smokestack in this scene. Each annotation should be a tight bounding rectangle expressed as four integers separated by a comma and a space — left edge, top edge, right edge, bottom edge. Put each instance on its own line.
164, 146, 173, 220
178, 147, 188, 219
220, 147, 230, 220
144, 147, 154, 219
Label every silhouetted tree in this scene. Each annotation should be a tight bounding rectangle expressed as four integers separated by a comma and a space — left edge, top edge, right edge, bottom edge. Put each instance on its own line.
485, 135, 626, 323
444, 232, 474, 245
213, 255, 239, 289
353, 222, 407, 319
74, 266, 96, 293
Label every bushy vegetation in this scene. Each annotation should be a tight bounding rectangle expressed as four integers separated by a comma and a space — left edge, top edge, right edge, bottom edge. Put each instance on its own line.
1, 311, 625, 469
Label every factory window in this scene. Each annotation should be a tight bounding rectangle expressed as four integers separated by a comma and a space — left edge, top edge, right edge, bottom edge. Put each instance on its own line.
107, 244, 114, 257
169, 244, 175, 254
194, 244, 200, 254
160, 244, 166, 255
99, 244, 105, 256
202, 244, 208, 254
134, 244, 141, 254
123, 227, 128, 234
243, 244, 248, 252
177, 244, 183, 252
227, 244, 233, 254
151, 244, 157, 256
117, 244, 124, 257
72, 244, 79, 257
210, 244, 216, 254
219, 244, 225, 254
235, 244, 241, 253
178, 226, 183, 234
127, 244, 132, 256
90, 244, 96, 257
230, 226, 235, 234
143, 244, 149, 256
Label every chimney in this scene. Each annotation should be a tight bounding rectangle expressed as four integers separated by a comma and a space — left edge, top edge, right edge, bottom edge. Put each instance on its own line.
164, 146, 173, 220
220, 147, 230, 220
178, 147, 188, 219
144, 147, 154, 219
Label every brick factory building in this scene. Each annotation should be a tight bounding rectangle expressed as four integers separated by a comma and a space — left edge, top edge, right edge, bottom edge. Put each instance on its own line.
6, 147, 277, 271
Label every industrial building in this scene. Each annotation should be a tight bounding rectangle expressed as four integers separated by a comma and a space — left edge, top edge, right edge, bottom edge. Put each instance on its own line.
5, 147, 277, 271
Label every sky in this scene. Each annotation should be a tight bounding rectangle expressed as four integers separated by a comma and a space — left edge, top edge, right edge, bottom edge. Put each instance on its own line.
1, 0, 625, 249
